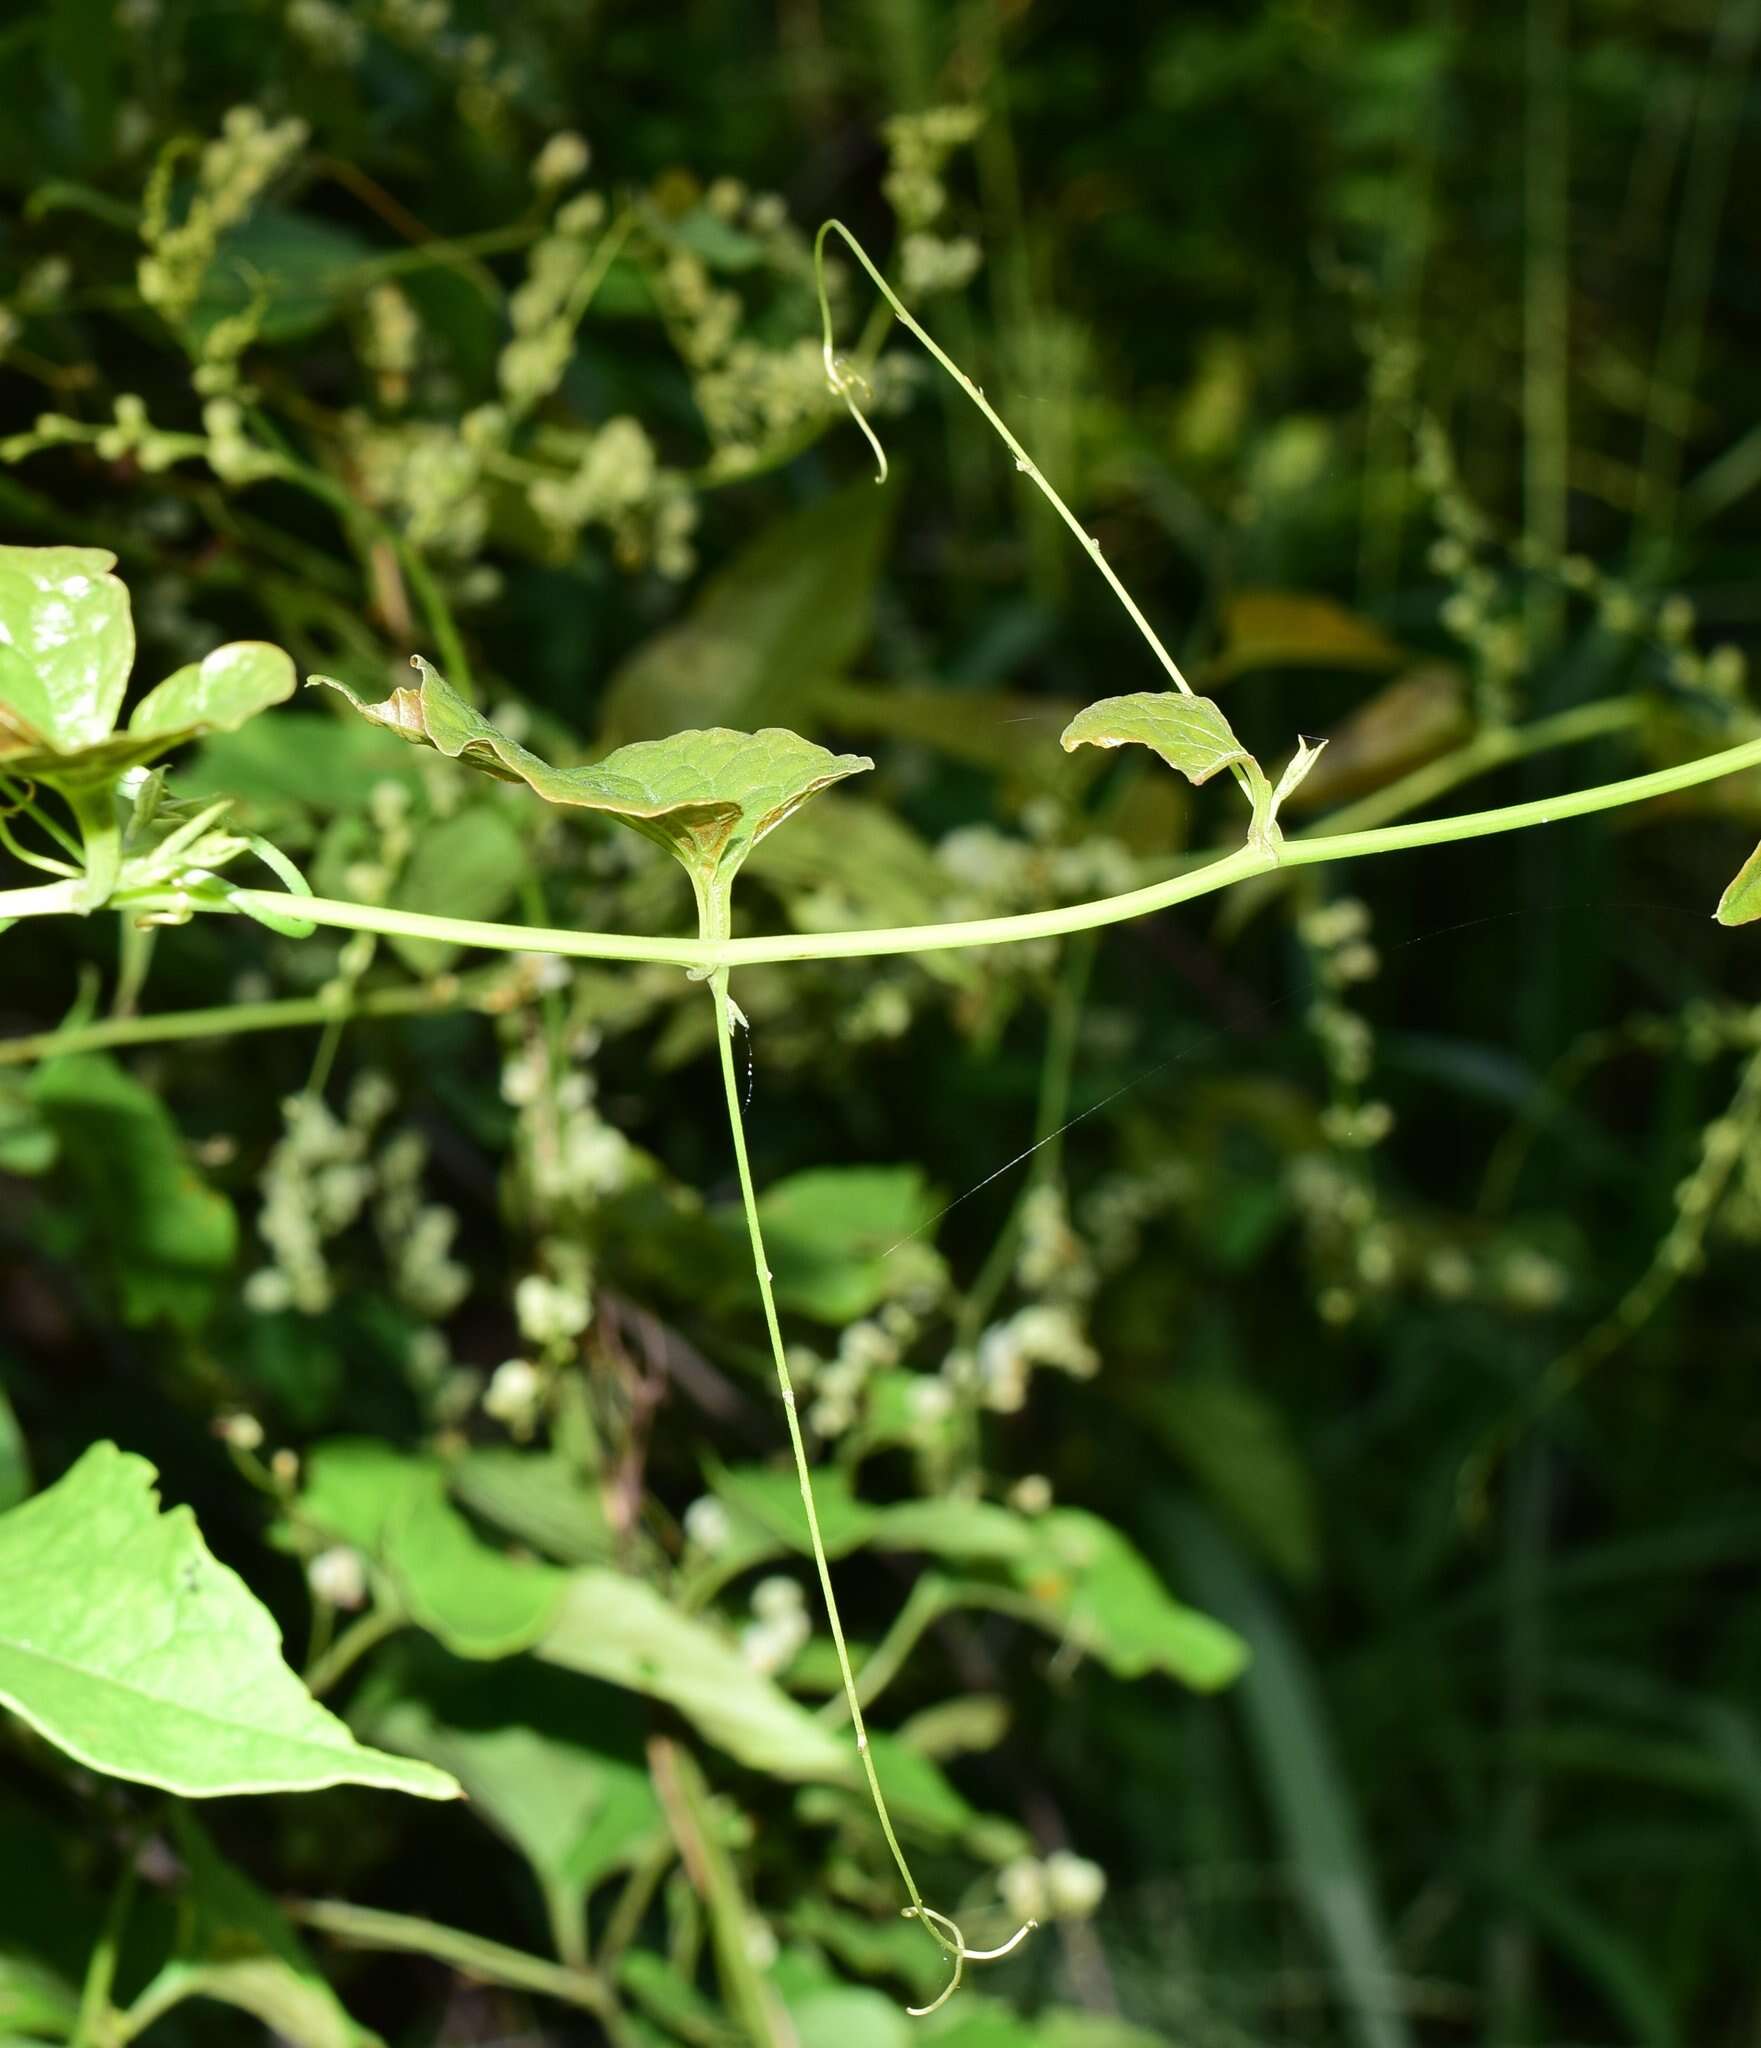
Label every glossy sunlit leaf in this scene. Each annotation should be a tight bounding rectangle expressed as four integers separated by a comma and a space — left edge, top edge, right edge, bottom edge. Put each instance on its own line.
315, 659, 871, 891
0, 548, 295, 783
1715, 841, 1761, 926
1061, 691, 1252, 787
0, 1443, 459, 1799
745, 1165, 946, 1323
536, 1568, 853, 1782
0, 544, 133, 757
128, 640, 298, 741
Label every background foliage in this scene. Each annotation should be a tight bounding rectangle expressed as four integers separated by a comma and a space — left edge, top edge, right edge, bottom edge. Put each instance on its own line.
4, 2, 1761, 2044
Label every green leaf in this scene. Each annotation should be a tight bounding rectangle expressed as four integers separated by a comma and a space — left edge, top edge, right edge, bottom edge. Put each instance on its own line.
0, 1949, 79, 2041
600, 483, 893, 743
300, 1441, 564, 1659
0, 1380, 28, 1516
354, 1647, 663, 1911
1715, 841, 1761, 925
0, 545, 134, 757
934, 2005, 1174, 2048
387, 803, 529, 973
315, 660, 871, 896
536, 1568, 854, 1783
712, 1464, 1030, 1566
1274, 666, 1469, 813
447, 1447, 614, 1565
188, 208, 374, 346
135, 1813, 380, 2048
0, 1442, 458, 1800
29, 1054, 236, 1329
1060, 691, 1252, 787
739, 1166, 945, 1324
127, 640, 298, 742
1009, 1508, 1247, 1691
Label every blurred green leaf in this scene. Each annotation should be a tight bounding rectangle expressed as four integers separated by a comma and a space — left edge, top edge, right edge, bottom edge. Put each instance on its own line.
1011, 1508, 1247, 1691
387, 803, 529, 972
0, 1443, 458, 1799
447, 1447, 614, 1565
1213, 590, 1406, 681
712, 1463, 1028, 1565
301, 1440, 564, 1658
0, 1380, 27, 1515
354, 1648, 663, 1917
134, 1813, 380, 2048
741, 1166, 944, 1324
29, 1054, 236, 1328
1279, 667, 1471, 811
187, 209, 375, 345
536, 1569, 852, 1782
600, 484, 893, 742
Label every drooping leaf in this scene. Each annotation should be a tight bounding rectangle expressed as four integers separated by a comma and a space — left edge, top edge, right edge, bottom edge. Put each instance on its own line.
127, 641, 298, 742
353, 1646, 663, 1913
600, 483, 893, 742
536, 1568, 854, 1783
0, 1443, 458, 1800
299, 1440, 565, 1659
1715, 841, 1761, 926
315, 660, 871, 893
29, 1054, 236, 1329
1009, 1508, 1247, 1691
0, 544, 134, 759
132, 1813, 380, 2048
1061, 691, 1252, 788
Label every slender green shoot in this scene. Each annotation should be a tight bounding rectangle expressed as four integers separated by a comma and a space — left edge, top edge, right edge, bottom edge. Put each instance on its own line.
707, 962, 1035, 2014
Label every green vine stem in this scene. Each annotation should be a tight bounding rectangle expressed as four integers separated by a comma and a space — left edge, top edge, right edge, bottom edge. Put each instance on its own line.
83, 728, 1756, 974
707, 962, 1035, 2014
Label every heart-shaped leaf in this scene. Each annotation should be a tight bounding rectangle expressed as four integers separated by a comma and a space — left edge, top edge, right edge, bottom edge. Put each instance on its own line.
0, 545, 134, 758
0, 1443, 459, 1800
314, 660, 871, 916
1060, 691, 1252, 787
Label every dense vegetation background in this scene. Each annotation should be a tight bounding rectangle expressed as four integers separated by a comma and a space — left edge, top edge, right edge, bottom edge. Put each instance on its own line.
3, 2, 1761, 2043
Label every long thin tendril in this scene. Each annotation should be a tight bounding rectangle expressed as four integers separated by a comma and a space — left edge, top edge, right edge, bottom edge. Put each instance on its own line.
706, 964, 1035, 2014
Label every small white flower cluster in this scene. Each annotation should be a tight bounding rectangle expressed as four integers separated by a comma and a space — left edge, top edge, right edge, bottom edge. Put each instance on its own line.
306, 1544, 368, 1610
1015, 1182, 1097, 1301
286, 0, 367, 63
740, 1575, 810, 1675
998, 1850, 1107, 1924
361, 283, 421, 408
500, 189, 608, 411
1299, 897, 1390, 1141
959, 1303, 1098, 1416
882, 103, 984, 241
805, 1311, 920, 1439
682, 1493, 735, 1556
349, 417, 489, 558
1081, 1157, 1197, 1274
244, 1071, 468, 1321
138, 108, 309, 328
526, 417, 699, 579
483, 1356, 545, 1437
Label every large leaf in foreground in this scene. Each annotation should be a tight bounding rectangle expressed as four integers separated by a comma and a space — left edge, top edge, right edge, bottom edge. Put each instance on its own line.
0, 1444, 458, 1799
315, 660, 870, 892
1716, 840, 1761, 926
1060, 690, 1251, 787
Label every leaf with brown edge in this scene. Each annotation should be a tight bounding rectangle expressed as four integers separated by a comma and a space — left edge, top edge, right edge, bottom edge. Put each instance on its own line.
314, 659, 873, 900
